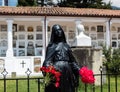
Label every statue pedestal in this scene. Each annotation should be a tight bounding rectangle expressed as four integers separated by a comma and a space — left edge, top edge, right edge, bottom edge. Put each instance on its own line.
71, 46, 105, 85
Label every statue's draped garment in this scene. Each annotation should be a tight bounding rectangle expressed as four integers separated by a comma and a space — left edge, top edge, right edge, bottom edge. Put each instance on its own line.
42, 24, 80, 92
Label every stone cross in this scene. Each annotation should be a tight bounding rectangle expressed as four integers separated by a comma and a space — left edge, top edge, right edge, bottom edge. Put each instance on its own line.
20, 61, 26, 68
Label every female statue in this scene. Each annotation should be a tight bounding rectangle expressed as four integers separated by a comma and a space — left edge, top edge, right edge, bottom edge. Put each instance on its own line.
42, 24, 80, 92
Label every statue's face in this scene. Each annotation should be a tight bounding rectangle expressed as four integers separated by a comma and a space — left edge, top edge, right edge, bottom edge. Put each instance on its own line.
55, 29, 63, 38
51, 24, 66, 43
53, 25, 63, 39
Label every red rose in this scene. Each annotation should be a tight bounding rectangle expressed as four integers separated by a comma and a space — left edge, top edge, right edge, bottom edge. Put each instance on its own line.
40, 66, 46, 71
45, 68, 50, 73
55, 82, 60, 88
79, 67, 87, 75
49, 68, 55, 74
40, 66, 61, 88
56, 77, 60, 81
79, 67, 95, 84
54, 71, 61, 78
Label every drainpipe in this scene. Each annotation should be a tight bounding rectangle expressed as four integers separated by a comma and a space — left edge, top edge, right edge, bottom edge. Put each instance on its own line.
44, 15, 47, 49
106, 18, 112, 49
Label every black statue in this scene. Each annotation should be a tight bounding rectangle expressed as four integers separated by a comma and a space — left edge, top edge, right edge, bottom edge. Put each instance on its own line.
42, 24, 80, 92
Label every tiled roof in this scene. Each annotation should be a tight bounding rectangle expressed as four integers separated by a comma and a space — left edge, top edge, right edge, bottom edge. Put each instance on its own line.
0, 6, 120, 17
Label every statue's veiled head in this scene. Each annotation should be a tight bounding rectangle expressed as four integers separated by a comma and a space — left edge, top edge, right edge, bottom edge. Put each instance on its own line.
49, 24, 66, 44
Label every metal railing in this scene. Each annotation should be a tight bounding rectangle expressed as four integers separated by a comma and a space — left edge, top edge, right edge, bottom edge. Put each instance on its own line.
0, 68, 43, 92
0, 67, 120, 92
79, 67, 120, 92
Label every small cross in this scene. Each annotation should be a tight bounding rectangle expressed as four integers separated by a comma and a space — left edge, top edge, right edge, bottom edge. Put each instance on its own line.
20, 61, 26, 68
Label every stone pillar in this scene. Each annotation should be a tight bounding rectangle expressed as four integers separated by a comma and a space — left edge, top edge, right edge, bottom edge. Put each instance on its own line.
6, 19, 14, 57
106, 20, 111, 49
71, 47, 103, 85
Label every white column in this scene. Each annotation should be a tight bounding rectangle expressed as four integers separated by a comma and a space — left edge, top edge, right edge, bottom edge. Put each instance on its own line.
6, 19, 14, 57
75, 20, 82, 36
41, 18, 49, 59
41, 19, 46, 60
45, 20, 49, 46
2, 0, 5, 6
106, 20, 111, 49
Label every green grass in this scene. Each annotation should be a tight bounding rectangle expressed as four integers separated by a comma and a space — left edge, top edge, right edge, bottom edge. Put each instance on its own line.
0, 78, 44, 92
78, 76, 120, 92
0, 76, 120, 92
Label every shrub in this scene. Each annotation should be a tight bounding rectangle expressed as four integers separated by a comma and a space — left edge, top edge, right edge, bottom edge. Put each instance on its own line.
103, 46, 120, 74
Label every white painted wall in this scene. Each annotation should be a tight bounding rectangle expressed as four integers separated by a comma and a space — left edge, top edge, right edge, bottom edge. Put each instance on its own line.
0, 16, 119, 77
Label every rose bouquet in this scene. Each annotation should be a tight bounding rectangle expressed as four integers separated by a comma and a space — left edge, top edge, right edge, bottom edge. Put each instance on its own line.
40, 66, 61, 88
79, 67, 95, 84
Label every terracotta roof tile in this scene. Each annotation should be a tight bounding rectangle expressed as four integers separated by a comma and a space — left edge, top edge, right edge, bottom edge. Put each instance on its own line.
0, 6, 120, 17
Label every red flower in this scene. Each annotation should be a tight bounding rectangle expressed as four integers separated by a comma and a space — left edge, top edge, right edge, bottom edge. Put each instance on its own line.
40, 65, 61, 88
54, 71, 61, 78
55, 82, 60, 88
51, 69, 56, 74
40, 66, 46, 71
56, 77, 60, 81
79, 67, 95, 84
